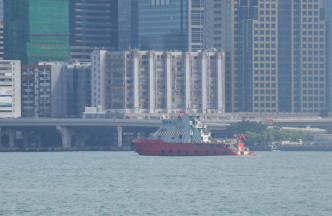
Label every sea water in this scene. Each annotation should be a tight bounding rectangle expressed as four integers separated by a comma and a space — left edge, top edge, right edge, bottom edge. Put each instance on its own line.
0, 151, 331, 216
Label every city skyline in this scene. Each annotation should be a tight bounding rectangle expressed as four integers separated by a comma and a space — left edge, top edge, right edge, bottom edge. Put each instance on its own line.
1, 3, 332, 216
0, 0, 331, 118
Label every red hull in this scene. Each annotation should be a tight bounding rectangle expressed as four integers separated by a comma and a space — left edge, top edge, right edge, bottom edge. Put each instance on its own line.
134, 139, 254, 156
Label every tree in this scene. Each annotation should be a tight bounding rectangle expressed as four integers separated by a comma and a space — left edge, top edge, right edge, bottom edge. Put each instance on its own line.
225, 120, 267, 135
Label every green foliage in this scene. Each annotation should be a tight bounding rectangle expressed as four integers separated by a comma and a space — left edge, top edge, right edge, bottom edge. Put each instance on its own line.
242, 131, 259, 146
225, 120, 267, 135
225, 121, 313, 146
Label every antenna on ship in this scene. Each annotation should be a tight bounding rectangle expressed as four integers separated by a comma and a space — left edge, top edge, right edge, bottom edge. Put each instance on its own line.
176, 111, 183, 118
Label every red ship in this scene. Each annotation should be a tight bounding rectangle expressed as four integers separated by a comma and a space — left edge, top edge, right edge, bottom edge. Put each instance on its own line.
133, 112, 254, 156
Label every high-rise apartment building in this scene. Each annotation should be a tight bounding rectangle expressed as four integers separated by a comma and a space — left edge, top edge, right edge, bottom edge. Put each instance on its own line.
0, 60, 21, 118
70, 0, 116, 61
91, 49, 225, 115
22, 64, 52, 117
138, 0, 211, 52
227, 0, 328, 113
4, 0, 70, 65
22, 62, 68, 118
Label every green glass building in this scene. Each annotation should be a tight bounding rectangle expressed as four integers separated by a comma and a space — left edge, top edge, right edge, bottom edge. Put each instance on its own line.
4, 0, 70, 65
138, 0, 188, 51
138, 0, 213, 52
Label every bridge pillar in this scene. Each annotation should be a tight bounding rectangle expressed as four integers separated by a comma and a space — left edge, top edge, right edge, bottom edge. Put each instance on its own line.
56, 126, 74, 148
7, 129, 16, 148
35, 133, 42, 148
74, 132, 90, 147
22, 131, 29, 148
117, 126, 123, 148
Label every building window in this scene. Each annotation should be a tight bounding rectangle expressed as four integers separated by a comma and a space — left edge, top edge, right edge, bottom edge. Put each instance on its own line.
151, 0, 171, 6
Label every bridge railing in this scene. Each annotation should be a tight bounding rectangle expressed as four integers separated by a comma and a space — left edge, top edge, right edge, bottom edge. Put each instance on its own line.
81, 111, 331, 122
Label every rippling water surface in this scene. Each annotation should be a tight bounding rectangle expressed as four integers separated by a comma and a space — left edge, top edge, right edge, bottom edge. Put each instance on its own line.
0, 151, 331, 216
